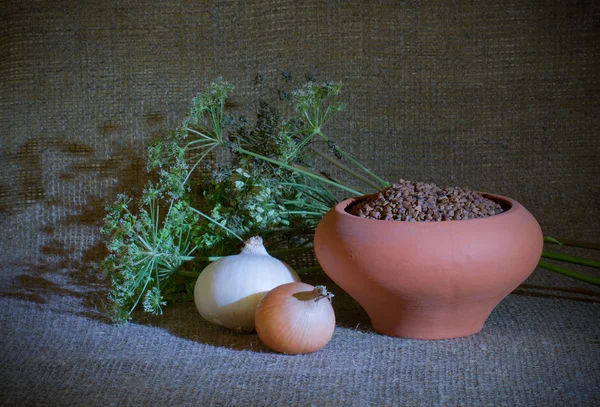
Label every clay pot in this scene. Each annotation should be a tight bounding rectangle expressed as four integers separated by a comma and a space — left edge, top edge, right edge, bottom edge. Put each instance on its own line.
314, 193, 543, 340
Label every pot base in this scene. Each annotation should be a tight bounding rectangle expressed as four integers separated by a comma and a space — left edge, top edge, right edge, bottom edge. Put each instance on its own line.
369, 309, 490, 340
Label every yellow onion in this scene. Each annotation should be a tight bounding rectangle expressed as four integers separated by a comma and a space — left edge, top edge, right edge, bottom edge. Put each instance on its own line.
255, 282, 336, 354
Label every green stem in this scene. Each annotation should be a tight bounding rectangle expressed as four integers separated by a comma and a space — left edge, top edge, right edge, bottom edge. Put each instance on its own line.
193, 255, 225, 262
181, 143, 219, 186
288, 129, 320, 159
129, 258, 156, 315
236, 147, 364, 196
281, 186, 336, 209
189, 207, 244, 242
281, 182, 336, 200
185, 127, 216, 141
541, 250, 600, 269
316, 130, 391, 188
283, 199, 330, 211
544, 236, 600, 251
176, 270, 200, 278
538, 260, 600, 286
136, 235, 154, 252
310, 147, 382, 191
286, 210, 325, 217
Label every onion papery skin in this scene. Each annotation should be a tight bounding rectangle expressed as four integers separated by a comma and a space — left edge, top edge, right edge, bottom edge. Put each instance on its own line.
194, 238, 300, 333
255, 282, 336, 354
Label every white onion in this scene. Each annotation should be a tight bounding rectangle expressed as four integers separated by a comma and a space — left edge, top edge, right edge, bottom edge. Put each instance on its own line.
194, 236, 300, 332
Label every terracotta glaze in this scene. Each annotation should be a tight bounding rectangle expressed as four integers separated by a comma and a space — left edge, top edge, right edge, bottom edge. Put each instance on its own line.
314, 193, 543, 340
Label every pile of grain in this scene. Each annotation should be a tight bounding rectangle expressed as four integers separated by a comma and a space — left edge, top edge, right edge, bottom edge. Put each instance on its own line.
347, 179, 503, 221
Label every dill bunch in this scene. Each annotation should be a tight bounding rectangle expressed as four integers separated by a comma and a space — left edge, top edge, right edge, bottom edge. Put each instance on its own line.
101, 77, 379, 324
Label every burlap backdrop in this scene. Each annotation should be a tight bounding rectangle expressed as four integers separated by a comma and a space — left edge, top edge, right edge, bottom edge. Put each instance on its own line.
1, 1, 599, 406
2, 0, 599, 268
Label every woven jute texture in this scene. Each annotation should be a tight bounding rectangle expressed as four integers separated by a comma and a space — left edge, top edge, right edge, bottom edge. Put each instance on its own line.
1, 1, 599, 406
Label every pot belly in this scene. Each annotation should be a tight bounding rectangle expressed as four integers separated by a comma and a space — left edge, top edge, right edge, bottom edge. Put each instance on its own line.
314, 198, 543, 339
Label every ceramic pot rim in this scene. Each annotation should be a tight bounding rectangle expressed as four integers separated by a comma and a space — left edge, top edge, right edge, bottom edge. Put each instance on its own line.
336, 192, 520, 225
